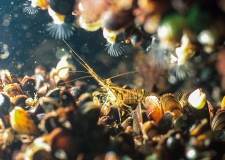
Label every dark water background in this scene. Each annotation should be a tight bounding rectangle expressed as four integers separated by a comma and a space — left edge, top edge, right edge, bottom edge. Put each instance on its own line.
0, 0, 136, 85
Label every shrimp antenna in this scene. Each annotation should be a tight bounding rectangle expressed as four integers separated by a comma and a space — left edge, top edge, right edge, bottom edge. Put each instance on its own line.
69, 70, 90, 74
107, 71, 138, 80
63, 39, 106, 87
59, 75, 94, 85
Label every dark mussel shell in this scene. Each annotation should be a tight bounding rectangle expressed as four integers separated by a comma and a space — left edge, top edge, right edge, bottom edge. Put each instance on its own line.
102, 6, 134, 32
123, 25, 134, 42
59, 90, 77, 109
184, 101, 212, 128
47, 0, 75, 15
142, 121, 158, 140
69, 87, 82, 100
106, 107, 121, 124
77, 93, 92, 108
11, 95, 28, 109
130, 28, 143, 47
21, 76, 36, 97
46, 88, 61, 103
48, 128, 76, 160
110, 132, 135, 157
0, 92, 11, 116
37, 97, 62, 114
39, 108, 71, 133
190, 118, 209, 137
157, 130, 185, 160
158, 112, 173, 135
174, 114, 200, 132
79, 101, 100, 129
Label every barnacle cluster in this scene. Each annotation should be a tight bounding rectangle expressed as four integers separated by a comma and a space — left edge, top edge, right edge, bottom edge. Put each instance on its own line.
22, 0, 225, 83
3, 0, 225, 159
0, 56, 224, 160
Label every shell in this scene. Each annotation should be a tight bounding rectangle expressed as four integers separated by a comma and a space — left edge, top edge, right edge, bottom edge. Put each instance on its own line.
24, 136, 53, 160
3, 83, 24, 98
48, 128, 76, 159
38, 97, 62, 113
142, 121, 158, 140
121, 117, 133, 130
0, 70, 20, 86
190, 118, 208, 136
9, 106, 40, 136
188, 88, 206, 109
0, 92, 11, 116
48, 0, 75, 15
80, 101, 100, 127
158, 112, 173, 134
102, 5, 134, 33
211, 109, 225, 132
55, 55, 76, 81
11, 95, 28, 108
160, 93, 183, 120
144, 95, 162, 124
21, 76, 36, 97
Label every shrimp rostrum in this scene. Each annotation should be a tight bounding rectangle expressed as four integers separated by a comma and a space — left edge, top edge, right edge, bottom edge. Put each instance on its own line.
63, 40, 149, 115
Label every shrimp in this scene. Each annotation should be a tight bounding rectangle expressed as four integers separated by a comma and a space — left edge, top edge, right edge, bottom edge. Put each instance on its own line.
63, 40, 149, 114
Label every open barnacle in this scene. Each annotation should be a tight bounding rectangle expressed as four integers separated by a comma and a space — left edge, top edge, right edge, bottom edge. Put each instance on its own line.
46, 7, 75, 40
103, 28, 126, 57
23, 1, 39, 15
